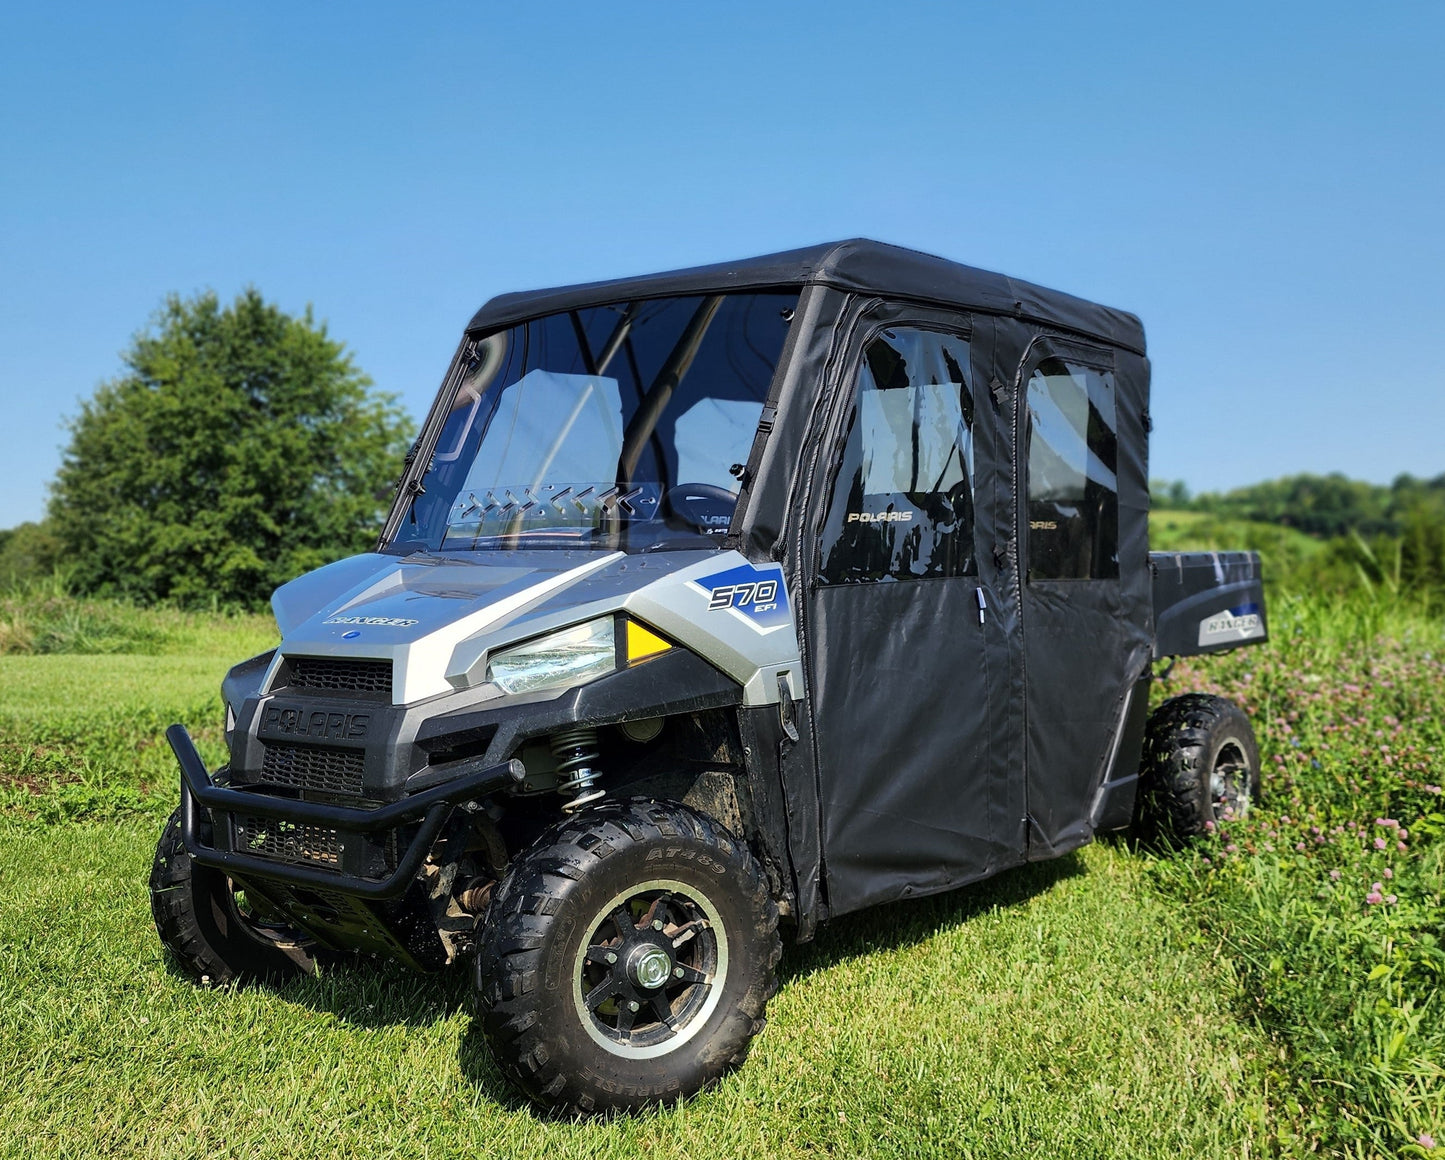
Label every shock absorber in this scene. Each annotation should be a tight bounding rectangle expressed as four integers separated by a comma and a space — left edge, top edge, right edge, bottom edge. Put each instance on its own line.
549, 726, 605, 812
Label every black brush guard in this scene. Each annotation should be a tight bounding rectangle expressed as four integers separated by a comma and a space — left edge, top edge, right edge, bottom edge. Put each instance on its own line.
167, 724, 524, 900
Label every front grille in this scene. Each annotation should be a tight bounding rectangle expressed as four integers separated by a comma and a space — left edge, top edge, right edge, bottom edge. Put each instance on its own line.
259, 743, 365, 797
286, 656, 393, 696
234, 816, 343, 867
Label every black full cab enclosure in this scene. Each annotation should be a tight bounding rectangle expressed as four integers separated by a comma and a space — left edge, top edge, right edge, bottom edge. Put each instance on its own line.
456, 239, 1157, 930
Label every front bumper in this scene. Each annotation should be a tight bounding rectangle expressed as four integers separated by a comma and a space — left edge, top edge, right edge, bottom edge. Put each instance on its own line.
167, 724, 524, 900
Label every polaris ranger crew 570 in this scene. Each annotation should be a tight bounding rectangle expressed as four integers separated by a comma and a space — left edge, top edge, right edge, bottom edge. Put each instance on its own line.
152, 240, 1268, 1114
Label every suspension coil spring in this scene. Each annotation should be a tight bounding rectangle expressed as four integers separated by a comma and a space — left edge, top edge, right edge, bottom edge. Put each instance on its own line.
550, 726, 605, 812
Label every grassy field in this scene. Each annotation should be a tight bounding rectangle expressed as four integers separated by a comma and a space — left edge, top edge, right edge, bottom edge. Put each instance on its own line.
1, 585, 1441, 1157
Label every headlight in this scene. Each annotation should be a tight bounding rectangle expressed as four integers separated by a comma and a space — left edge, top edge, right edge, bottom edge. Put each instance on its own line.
486, 617, 617, 696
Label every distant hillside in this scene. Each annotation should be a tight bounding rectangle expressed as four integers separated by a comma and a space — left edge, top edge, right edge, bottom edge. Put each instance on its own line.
1152, 471, 1445, 538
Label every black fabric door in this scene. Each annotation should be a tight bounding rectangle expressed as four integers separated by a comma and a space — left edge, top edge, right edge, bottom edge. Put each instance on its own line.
1016, 335, 1153, 856
801, 307, 1019, 917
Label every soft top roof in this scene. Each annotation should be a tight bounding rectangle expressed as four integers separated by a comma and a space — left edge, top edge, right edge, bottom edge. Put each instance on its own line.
467, 238, 1145, 355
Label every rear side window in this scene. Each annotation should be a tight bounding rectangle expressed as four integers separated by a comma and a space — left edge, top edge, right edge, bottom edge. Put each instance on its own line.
1025, 354, 1119, 580
819, 327, 976, 584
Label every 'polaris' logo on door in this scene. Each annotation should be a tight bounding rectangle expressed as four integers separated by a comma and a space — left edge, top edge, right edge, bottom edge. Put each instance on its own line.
1199, 603, 1265, 645
847, 511, 913, 523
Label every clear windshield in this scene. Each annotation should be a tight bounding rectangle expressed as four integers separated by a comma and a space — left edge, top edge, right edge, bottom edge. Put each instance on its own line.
389, 292, 799, 553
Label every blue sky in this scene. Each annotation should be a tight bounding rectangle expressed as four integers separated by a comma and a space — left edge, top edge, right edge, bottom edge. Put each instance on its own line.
1, 1, 1441, 527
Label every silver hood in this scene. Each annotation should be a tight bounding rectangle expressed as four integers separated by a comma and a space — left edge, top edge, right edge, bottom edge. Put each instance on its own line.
270, 550, 803, 707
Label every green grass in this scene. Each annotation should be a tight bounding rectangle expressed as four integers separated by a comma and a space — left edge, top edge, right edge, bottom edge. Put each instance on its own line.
1148, 592, 1445, 1155
2, 590, 1442, 1156
0, 825, 1268, 1159
0, 576, 276, 658
0, 656, 251, 824
0, 587, 274, 822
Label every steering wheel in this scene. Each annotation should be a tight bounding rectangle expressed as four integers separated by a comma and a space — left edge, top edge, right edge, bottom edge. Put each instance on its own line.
664, 482, 739, 536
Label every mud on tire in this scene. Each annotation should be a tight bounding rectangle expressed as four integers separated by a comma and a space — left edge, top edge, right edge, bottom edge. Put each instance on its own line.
1135, 693, 1261, 843
474, 799, 781, 1115
149, 808, 330, 985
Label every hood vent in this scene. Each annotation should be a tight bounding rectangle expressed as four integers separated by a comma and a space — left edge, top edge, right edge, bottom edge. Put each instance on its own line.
281, 656, 393, 697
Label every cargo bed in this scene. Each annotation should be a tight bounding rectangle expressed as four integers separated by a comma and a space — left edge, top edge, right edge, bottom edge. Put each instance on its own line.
1150, 550, 1267, 658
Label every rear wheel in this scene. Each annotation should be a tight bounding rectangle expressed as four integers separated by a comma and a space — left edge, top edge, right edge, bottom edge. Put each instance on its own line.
149, 809, 330, 985
1135, 693, 1261, 842
475, 800, 780, 1114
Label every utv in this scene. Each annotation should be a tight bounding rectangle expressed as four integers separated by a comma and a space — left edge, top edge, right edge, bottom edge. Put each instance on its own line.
151, 240, 1268, 1114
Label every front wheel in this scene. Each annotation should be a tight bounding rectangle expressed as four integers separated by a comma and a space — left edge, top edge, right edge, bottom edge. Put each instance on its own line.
149, 809, 331, 985
474, 800, 780, 1114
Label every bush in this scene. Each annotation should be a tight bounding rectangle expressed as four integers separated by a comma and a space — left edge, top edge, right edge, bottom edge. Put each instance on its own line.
0, 521, 64, 585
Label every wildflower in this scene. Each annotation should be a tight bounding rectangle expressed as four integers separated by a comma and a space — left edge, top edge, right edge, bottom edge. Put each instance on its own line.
1399, 828, 1408, 839
1386, 894, 1398, 905
1295, 842, 1306, 852
1374, 837, 1388, 850
1398, 841, 1408, 852
1280, 816, 1292, 825
1383, 868, 1393, 879
1225, 844, 1238, 853
1329, 869, 1341, 880
1419, 1131, 1435, 1149
1366, 891, 1383, 905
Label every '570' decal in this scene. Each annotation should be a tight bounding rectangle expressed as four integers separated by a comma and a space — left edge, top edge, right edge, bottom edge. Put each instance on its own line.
708, 579, 779, 613
693, 563, 791, 632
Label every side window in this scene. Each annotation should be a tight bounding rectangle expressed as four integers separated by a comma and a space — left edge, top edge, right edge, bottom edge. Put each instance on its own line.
1026, 354, 1119, 580
819, 327, 976, 584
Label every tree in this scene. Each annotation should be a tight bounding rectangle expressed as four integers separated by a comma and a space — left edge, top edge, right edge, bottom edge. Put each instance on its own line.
49, 289, 411, 606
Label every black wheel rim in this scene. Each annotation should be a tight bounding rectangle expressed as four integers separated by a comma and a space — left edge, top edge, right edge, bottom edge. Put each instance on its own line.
571, 878, 728, 1060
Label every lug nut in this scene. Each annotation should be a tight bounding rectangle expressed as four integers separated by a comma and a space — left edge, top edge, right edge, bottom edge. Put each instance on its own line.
605, 952, 617, 964
628, 1001, 640, 1012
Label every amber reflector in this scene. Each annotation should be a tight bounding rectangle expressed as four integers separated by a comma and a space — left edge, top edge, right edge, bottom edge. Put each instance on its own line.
625, 620, 672, 665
